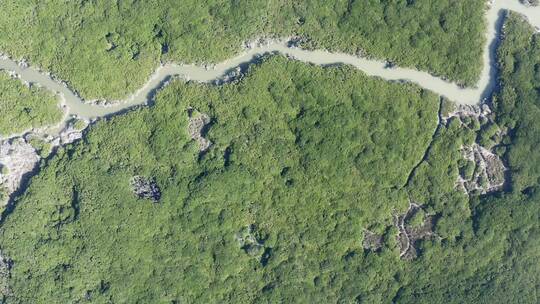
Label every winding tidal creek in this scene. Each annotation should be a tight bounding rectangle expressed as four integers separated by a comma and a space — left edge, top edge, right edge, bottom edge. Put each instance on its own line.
0, 0, 538, 134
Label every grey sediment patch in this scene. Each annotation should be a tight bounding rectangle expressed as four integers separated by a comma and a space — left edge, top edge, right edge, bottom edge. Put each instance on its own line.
394, 202, 437, 260
0, 118, 93, 226
0, 139, 41, 222
187, 109, 212, 153
130, 176, 161, 202
362, 230, 383, 252
0, 250, 12, 298
0, 139, 40, 207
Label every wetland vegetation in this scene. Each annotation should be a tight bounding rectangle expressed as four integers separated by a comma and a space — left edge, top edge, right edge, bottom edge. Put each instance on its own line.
0, 3, 537, 304
0, 71, 62, 136
0, 56, 440, 303
0, 0, 485, 100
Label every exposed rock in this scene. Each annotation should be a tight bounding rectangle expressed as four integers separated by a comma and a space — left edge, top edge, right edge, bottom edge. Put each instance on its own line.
384, 60, 396, 69
221, 66, 244, 83
444, 103, 507, 195
235, 225, 264, 256
49, 128, 83, 147
242, 37, 285, 50
49, 117, 88, 147
362, 230, 383, 252
520, 0, 539, 7
443, 104, 491, 126
457, 144, 506, 194
0, 251, 12, 297
187, 110, 212, 152
0, 138, 40, 206
445, 103, 506, 143
287, 36, 305, 48
130, 176, 161, 202
18, 58, 28, 69
17, 116, 88, 154
0, 117, 90, 207
394, 203, 436, 260
234, 225, 270, 265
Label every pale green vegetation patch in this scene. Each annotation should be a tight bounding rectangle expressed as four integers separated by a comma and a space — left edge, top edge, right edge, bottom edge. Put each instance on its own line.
0, 71, 62, 136
0, 0, 485, 100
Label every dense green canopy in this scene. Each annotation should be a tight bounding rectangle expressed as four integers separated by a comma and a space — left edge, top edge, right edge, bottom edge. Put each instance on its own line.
0, 0, 485, 99
0, 10, 538, 304
0, 56, 440, 302
0, 71, 62, 136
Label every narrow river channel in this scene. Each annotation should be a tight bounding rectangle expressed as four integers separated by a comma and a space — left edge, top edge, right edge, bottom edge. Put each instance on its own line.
0, 0, 538, 128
